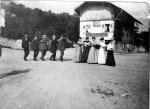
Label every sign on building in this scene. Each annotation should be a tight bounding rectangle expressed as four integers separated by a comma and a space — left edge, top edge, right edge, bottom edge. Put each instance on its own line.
93, 21, 101, 27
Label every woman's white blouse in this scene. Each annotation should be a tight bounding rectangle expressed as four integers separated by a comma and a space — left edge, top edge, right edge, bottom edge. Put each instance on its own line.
107, 44, 114, 50
100, 42, 106, 47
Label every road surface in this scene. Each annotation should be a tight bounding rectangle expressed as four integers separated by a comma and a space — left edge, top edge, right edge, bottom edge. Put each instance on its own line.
0, 48, 149, 109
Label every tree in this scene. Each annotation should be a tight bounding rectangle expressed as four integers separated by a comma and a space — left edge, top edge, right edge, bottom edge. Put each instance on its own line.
1, 1, 80, 44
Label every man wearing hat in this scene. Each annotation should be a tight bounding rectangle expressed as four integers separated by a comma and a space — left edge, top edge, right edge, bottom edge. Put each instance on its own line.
22, 34, 30, 61
58, 35, 66, 61
32, 36, 39, 61
39, 35, 48, 61
50, 35, 58, 61
0, 44, 2, 57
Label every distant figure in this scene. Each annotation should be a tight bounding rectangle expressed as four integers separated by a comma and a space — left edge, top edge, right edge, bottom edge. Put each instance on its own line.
22, 34, 30, 61
32, 36, 39, 61
0, 44, 2, 57
58, 35, 66, 61
87, 37, 98, 64
73, 37, 83, 63
81, 37, 91, 63
98, 38, 107, 64
39, 35, 48, 61
50, 35, 58, 61
106, 40, 116, 66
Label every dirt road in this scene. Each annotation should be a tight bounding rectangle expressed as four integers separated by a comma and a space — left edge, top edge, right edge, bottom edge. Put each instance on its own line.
0, 48, 149, 109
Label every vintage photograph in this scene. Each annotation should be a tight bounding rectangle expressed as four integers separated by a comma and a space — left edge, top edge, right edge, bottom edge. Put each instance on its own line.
0, 0, 149, 109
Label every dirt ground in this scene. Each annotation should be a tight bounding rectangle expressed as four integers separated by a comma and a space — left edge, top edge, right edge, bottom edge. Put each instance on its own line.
0, 48, 149, 109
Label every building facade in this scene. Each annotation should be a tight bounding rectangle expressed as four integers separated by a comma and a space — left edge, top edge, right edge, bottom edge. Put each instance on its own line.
75, 1, 142, 52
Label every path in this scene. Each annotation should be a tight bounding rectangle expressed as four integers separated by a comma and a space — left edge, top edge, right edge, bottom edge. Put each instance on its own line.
0, 48, 149, 109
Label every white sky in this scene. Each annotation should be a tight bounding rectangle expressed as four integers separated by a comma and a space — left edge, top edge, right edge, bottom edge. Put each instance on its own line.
15, 0, 149, 19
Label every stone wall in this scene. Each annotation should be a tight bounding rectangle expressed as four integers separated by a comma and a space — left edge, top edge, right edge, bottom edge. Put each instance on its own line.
0, 37, 22, 50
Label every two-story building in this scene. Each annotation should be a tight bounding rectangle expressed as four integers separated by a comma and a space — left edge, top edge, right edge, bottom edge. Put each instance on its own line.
75, 1, 142, 52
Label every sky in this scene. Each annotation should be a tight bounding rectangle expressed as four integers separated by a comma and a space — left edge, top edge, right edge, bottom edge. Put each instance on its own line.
14, 0, 149, 19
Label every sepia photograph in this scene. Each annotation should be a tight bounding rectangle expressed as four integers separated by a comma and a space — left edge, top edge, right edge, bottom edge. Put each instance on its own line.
0, 0, 149, 109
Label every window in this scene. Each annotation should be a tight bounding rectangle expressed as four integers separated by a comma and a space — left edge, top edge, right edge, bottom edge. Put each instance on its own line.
105, 24, 110, 32
83, 26, 85, 29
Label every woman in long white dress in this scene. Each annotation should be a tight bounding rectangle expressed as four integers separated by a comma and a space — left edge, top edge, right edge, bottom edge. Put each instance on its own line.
98, 38, 107, 64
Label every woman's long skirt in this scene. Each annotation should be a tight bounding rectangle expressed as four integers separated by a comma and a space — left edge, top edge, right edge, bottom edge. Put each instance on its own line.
106, 50, 116, 66
98, 47, 106, 64
73, 46, 82, 63
87, 47, 98, 64
81, 46, 91, 63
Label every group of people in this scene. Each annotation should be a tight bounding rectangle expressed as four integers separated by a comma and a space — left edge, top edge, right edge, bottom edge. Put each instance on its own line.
73, 37, 116, 66
22, 34, 66, 61
22, 33, 115, 66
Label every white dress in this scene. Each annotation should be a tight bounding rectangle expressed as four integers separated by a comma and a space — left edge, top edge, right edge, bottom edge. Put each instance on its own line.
98, 42, 107, 64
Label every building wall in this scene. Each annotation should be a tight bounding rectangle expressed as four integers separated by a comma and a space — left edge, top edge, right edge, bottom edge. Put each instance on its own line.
80, 20, 114, 42
77, 2, 137, 52
80, 3, 114, 21
0, 9, 5, 27
122, 28, 134, 50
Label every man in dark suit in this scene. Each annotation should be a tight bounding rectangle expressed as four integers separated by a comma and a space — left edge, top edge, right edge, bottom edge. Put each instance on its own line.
39, 35, 48, 61
32, 36, 39, 61
0, 44, 2, 57
22, 34, 30, 61
58, 35, 66, 61
50, 35, 58, 61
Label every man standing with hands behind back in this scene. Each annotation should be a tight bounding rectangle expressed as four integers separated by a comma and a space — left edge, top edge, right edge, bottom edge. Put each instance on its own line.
22, 34, 30, 61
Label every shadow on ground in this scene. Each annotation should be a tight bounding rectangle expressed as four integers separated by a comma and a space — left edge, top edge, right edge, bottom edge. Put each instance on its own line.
37, 58, 72, 62
0, 69, 32, 79
63, 58, 72, 61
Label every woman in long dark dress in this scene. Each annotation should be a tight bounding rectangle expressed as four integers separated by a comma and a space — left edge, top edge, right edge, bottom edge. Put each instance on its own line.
81, 37, 91, 63
73, 37, 83, 63
106, 40, 116, 66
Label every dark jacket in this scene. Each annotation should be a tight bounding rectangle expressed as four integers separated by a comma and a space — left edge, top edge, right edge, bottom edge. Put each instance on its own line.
0, 44, 1, 57
58, 39, 66, 51
39, 39, 48, 51
32, 39, 39, 51
50, 39, 58, 52
22, 37, 30, 49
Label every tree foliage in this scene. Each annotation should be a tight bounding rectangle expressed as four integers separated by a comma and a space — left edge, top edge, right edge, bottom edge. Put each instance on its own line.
1, 2, 79, 42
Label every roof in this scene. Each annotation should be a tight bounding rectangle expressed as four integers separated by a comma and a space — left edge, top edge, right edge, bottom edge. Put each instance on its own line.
74, 1, 142, 25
